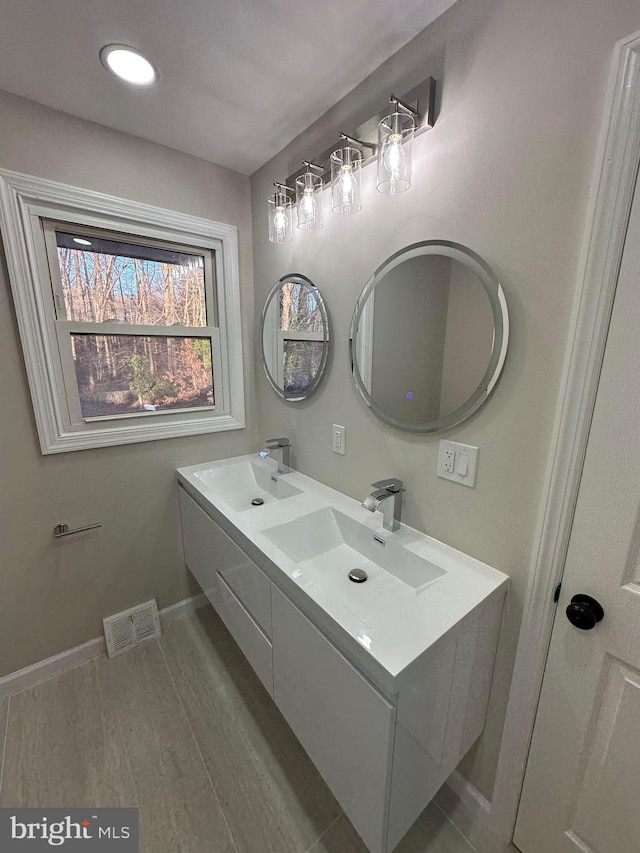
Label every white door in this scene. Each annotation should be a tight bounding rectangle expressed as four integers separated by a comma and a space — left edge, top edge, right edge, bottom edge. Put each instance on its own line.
514, 170, 640, 852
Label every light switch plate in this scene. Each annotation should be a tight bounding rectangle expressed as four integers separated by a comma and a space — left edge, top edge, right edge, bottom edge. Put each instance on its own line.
437, 440, 478, 487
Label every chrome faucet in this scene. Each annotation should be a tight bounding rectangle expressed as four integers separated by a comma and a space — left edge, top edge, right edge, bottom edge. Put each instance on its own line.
259, 437, 291, 474
362, 479, 405, 532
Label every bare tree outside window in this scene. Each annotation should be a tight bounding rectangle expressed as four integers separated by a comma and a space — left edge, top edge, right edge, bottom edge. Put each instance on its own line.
278, 281, 324, 393
279, 281, 323, 333
283, 340, 323, 394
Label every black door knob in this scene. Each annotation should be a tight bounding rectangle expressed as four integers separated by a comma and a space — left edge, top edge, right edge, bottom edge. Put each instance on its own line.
566, 594, 604, 630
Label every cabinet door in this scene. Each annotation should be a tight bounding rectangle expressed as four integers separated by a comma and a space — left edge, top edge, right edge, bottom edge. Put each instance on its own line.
272, 587, 395, 853
178, 486, 222, 609
178, 486, 272, 636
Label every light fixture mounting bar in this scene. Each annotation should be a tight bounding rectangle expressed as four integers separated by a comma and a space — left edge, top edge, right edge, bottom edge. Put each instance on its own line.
389, 93, 419, 117
339, 133, 377, 153
273, 181, 295, 193
285, 76, 435, 189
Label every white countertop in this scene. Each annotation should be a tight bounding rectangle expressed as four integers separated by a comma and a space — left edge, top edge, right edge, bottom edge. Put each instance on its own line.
177, 454, 508, 693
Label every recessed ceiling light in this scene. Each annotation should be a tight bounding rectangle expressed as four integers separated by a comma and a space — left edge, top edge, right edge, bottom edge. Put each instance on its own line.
100, 45, 157, 86
73, 238, 92, 246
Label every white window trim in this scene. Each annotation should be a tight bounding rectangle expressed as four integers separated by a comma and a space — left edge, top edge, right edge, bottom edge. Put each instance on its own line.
0, 168, 245, 453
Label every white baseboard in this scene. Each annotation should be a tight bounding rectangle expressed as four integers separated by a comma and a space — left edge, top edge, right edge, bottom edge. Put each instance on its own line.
446, 769, 492, 817
0, 636, 107, 701
435, 770, 512, 853
158, 592, 208, 623
0, 593, 209, 700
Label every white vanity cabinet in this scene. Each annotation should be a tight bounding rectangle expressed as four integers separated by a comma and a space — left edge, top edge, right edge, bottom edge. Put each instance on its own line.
177, 471, 507, 853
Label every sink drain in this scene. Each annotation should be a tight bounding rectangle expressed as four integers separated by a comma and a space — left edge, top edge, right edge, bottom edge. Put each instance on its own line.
251, 497, 265, 506
348, 568, 368, 583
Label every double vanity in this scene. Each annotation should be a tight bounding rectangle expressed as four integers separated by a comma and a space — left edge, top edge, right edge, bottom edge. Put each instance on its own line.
176, 231, 511, 852
177, 453, 508, 853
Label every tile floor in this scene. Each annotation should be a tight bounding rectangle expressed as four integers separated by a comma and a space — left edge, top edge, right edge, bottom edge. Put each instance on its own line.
0, 607, 476, 853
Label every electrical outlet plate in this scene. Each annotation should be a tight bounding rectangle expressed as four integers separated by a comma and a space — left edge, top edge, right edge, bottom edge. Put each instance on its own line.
333, 424, 346, 455
437, 440, 478, 487
443, 449, 455, 473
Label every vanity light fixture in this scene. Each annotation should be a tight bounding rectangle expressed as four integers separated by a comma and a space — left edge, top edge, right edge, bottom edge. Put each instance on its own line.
100, 45, 157, 86
376, 95, 417, 194
296, 162, 323, 231
267, 76, 436, 243
268, 182, 294, 244
331, 144, 362, 215
331, 134, 376, 216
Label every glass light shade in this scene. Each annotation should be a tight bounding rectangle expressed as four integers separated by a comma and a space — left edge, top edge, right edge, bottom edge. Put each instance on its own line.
296, 171, 323, 231
331, 147, 362, 215
268, 192, 293, 243
377, 111, 414, 194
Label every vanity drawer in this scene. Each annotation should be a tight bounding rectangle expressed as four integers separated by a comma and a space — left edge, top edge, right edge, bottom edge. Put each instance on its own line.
217, 574, 273, 697
178, 486, 272, 636
271, 586, 395, 853
218, 552, 272, 638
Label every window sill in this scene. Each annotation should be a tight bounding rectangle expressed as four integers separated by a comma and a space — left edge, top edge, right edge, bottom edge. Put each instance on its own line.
39, 411, 245, 454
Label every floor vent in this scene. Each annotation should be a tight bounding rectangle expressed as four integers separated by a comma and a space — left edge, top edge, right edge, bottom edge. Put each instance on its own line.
103, 599, 161, 659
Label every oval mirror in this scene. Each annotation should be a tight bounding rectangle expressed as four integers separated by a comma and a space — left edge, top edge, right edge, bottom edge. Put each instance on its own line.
350, 241, 508, 432
261, 273, 330, 400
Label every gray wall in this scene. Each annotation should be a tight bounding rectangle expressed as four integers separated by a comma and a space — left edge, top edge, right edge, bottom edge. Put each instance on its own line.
0, 89, 257, 678
250, 0, 640, 800
371, 255, 450, 423
440, 259, 494, 417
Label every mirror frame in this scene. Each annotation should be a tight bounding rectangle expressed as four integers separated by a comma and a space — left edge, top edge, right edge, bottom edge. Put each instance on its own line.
349, 240, 509, 432
261, 273, 331, 401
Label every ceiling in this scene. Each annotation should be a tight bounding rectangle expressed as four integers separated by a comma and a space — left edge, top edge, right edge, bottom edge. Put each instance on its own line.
0, 0, 456, 175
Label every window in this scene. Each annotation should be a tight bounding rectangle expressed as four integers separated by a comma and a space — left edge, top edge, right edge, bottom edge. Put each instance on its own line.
0, 170, 244, 452
49, 227, 219, 420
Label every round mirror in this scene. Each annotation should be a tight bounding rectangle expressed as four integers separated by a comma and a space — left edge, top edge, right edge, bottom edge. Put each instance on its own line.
261, 273, 330, 401
350, 241, 508, 432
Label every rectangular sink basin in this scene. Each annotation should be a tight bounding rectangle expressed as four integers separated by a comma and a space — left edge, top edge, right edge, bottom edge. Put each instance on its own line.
262, 507, 446, 626
192, 459, 302, 512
